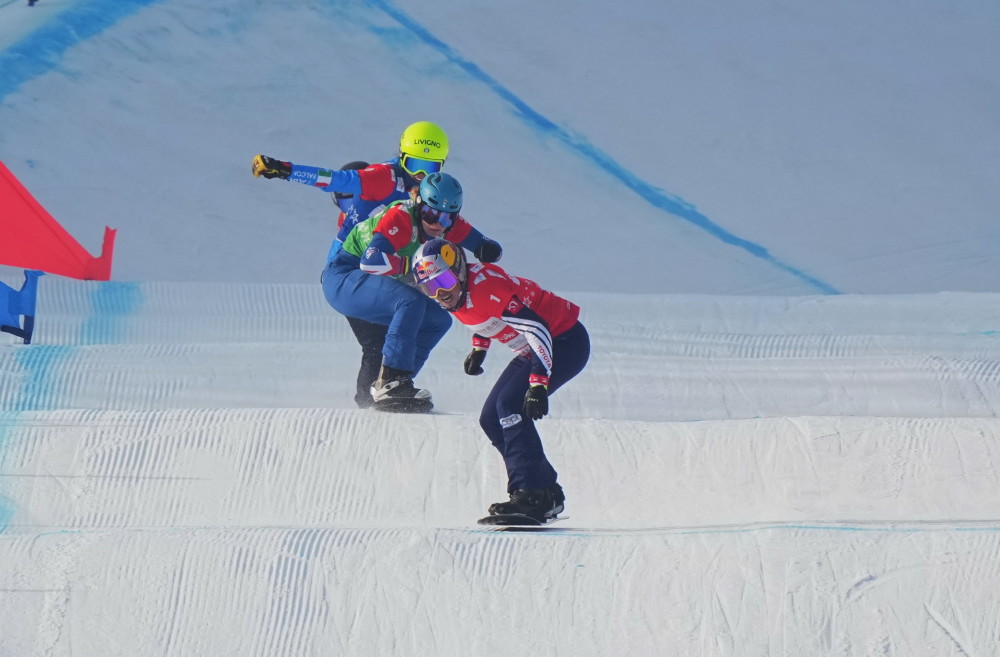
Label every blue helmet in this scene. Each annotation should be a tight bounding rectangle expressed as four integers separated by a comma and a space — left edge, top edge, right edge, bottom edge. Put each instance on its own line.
418, 172, 463, 213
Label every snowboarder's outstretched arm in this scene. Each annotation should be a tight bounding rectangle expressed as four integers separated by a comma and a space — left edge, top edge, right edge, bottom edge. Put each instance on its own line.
251, 155, 402, 200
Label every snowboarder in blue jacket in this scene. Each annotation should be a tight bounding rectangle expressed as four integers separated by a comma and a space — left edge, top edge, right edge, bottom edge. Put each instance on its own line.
252, 123, 502, 409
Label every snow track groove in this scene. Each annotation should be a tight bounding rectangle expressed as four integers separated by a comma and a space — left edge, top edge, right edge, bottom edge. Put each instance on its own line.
5, 525, 1000, 656
3, 281, 1000, 655
4, 410, 1000, 529
4, 281, 998, 420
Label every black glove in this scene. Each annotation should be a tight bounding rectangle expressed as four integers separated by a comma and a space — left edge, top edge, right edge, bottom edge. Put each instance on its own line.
523, 384, 549, 420
252, 154, 292, 179
464, 348, 487, 375
474, 239, 503, 263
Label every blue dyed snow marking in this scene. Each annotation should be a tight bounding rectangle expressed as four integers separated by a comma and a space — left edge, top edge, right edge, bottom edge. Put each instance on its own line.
0, 282, 142, 532
0, 0, 164, 103
0, 0, 151, 532
5, 283, 141, 411
11, 345, 74, 412
80, 281, 143, 345
368, 0, 840, 295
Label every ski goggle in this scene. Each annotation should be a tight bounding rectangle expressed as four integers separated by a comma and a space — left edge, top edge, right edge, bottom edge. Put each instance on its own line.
401, 154, 444, 177
417, 269, 462, 300
418, 204, 455, 228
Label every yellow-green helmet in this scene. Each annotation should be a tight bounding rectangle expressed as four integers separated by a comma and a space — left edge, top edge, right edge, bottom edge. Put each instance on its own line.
399, 121, 449, 166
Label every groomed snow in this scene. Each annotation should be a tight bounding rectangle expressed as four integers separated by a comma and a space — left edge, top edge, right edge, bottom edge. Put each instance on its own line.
2, 1, 1000, 655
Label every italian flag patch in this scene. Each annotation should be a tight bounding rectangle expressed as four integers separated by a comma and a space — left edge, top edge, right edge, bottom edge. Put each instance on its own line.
316, 169, 333, 188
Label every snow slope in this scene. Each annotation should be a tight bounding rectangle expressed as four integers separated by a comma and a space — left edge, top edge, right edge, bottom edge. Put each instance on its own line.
2, 0, 999, 293
2, 279, 1000, 655
2, 1, 1000, 655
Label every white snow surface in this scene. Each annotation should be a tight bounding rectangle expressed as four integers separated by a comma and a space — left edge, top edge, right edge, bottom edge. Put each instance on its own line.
2, 1, 1000, 655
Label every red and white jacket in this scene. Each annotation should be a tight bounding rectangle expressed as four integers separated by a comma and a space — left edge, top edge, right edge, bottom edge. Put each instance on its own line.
452, 263, 580, 386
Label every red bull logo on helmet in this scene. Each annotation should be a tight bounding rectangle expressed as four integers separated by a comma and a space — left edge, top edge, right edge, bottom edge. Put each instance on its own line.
415, 259, 442, 280
415, 243, 457, 281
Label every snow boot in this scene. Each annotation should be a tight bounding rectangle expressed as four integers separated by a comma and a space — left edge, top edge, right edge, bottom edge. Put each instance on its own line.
488, 485, 565, 522
371, 365, 433, 414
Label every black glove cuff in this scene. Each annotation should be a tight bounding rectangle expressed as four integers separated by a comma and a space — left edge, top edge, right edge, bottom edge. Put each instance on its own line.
474, 240, 502, 263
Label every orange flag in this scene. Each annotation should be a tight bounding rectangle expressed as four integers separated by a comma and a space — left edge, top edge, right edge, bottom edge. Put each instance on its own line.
0, 160, 116, 280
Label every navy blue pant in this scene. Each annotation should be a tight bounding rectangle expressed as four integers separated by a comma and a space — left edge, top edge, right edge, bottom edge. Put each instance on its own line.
322, 253, 452, 375
479, 321, 590, 493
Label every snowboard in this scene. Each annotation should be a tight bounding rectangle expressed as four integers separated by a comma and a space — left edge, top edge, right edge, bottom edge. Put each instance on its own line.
477, 514, 564, 528
371, 397, 434, 414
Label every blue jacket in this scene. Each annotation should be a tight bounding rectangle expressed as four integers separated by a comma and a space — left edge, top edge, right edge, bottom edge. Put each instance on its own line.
287, 158, 417, 262
286, 157, 500, 265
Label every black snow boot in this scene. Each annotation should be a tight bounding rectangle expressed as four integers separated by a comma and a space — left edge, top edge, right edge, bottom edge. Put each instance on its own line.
370, 365, 433, 414
488, 485, 565, 522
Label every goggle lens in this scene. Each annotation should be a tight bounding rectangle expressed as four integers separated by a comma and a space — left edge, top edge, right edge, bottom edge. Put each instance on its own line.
417, 269, 461, 300
419, 204, 455, 228
401, 155, 444, 176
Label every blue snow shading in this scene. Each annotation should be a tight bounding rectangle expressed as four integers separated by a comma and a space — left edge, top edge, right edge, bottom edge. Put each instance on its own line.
0, 340, 75, 532
0, 282, 141, 532
79, 281, 142, 345
11, 345, 75, 411
6, 282, 141, 412
0, 0, 150, 531
0, 0, 165, 102
366, 0, 840, 295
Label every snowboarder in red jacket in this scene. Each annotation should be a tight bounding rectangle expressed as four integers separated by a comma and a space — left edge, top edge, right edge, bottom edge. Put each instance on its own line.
411, 239, 590, 521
